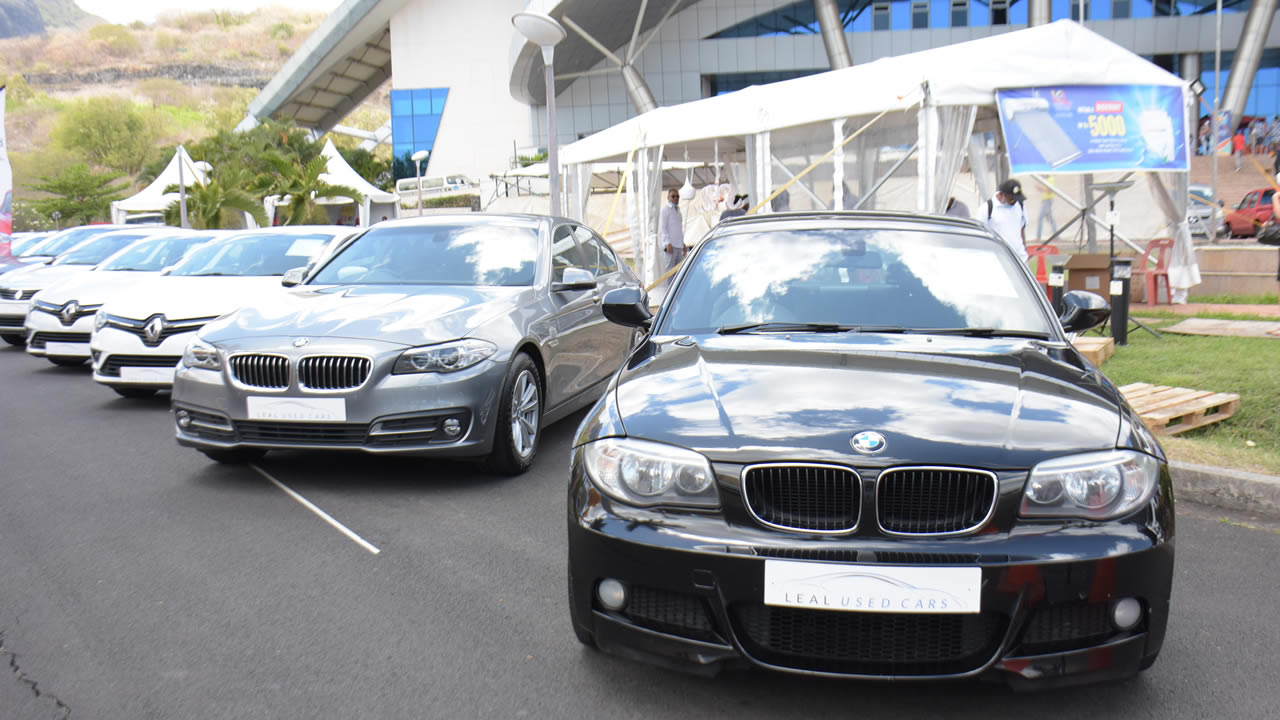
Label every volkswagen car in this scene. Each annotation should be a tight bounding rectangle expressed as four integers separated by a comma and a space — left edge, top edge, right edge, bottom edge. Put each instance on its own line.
567, 212, 1173, 689
171, 214, 639, 475
25, 231, 219, 366
90, 226, 349, 397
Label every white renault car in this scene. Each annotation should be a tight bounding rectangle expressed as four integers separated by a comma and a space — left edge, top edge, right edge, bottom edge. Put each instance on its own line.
0, 227, 171, 346
25, 231, 220, 366
90, 226, 351, 397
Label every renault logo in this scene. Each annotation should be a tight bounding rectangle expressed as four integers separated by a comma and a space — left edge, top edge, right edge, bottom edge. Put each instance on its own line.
59, 301, 79, 325
851, 431, 887, 455
143, 316, 166, 345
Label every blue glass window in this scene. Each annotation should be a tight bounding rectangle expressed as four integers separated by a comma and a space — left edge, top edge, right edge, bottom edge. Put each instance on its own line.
707, 70, 823, 96
390, 86, 451, 181
390, 89, 412, 116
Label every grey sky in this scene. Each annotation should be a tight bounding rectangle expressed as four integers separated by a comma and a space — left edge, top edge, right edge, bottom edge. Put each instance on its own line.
76, 0, 343, 24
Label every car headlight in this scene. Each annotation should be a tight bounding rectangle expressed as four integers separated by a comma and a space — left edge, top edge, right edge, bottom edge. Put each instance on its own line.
581, 437, 719, 508
1020, 450, 1161, 520
181, 339, 221, 371
392, 339, 497, 374
94, 311, 108, 330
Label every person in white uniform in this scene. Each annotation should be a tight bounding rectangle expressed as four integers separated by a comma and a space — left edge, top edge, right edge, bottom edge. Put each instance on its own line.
659, 188, 686, 273
985, 179, 1028, 261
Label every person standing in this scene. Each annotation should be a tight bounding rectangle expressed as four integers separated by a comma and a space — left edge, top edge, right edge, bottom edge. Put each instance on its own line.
659, 187, 685, 279
1035, 175, 1056, 240
984, 179, 1028, 260
1233, 130, 1246, 172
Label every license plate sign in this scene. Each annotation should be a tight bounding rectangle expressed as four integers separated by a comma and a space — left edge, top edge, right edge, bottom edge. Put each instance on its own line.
764, 560, 981, 614
120, 366, 174, 383
45, 341, 89, 357
246, 396, 346, 422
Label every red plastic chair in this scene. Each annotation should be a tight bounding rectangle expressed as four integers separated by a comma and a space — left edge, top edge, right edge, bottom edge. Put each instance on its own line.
1132, 238, 1174, 305
1025, 243, 1057, 300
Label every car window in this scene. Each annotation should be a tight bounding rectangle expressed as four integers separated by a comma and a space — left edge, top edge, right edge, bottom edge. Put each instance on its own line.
1263, 190, 1274, 205
52, 232, 153, 266
169, 231, 336, 277
661, 227, 1053, 336
98, 235, 213, 272
551, 225, 589, 282
310, 222, 539, 286
24, 227, 118, 257
1241, 192, 1257, 209
572, 226, 619, 277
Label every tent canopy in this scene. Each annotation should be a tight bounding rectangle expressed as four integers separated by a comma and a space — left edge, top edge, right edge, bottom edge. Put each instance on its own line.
315, 139, 397, 205
563, 20, 1186, 165
112, 145, 207, 215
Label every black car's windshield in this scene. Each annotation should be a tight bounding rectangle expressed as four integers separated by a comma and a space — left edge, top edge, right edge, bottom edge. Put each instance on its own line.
98, 234, 215, 272
311, 222, 540, 286
52, 232, 156, 266
168, 231, 334, 277
661, 227, 1054, 337
24, 227, 120, 258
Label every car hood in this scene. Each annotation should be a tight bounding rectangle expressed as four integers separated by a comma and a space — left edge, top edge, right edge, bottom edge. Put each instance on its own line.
613, 334, 1122, 469
200, 284, 531, 347
0, 264, 93, 291
99, 276, 289, 322
34, 270, 161, 306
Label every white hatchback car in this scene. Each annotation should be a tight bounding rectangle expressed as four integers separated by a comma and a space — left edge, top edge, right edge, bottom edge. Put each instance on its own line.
90, 226, 351, 397
26, 231, 220, 366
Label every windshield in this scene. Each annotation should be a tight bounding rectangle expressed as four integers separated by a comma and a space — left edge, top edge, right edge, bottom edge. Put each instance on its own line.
660, 227, 1054, 336
98, 234, 215, 272
52, 232, 155, 266
311, 222, 540, 286
24, 227, 121, 257
168, 231, 336, 277
11, 235, 49, 256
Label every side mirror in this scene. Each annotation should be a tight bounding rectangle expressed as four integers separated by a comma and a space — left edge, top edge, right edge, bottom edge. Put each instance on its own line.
553, 267, 597, 292
601, 286, 652, 328
281, 267, 307, 287
1059, 290, 1110, 333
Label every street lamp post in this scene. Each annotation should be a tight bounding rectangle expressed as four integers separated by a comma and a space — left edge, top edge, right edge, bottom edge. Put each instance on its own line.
51, 210, 61, 230
512, 11, 567, 217
411, 149, 429, 217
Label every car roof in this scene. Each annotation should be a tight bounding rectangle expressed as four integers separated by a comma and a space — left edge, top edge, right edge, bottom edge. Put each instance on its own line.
713, 210, 996, 238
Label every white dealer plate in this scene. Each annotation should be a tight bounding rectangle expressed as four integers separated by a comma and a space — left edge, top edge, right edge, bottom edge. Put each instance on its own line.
764, 560, 981, 614
120, 366, 174, 383
45, 341, 90, 357
246, 396, 346, 422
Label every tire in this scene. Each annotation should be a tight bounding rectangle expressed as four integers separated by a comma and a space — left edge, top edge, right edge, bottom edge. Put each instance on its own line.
1, 334, 24, 347
112, 386, 158, 398
199, 447, 267, 464
485, 353, 542, 476
48, 356, 87, 367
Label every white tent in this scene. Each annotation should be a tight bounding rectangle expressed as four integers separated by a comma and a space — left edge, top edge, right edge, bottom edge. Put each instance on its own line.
561, 20, 1199, 300
314, 139, 399, 226
110, 145, 208, 224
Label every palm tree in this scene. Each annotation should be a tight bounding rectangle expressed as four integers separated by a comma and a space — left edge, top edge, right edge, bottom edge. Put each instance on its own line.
262, 153, 363, 226
163, 169, 269, 230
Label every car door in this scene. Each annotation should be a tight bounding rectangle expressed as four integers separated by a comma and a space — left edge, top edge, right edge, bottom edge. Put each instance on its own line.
572, 225, 637, 386
1231, 192, 1257, 236
543, 223, 600, 408
1257, 190, 1275, 231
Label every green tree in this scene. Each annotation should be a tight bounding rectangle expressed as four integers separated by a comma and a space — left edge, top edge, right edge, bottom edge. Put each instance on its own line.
52, 97, 160, 176
263, 154, 363, 225
27, 163, 127, 226
163, 169, 268, 230
336, 145, 392, 191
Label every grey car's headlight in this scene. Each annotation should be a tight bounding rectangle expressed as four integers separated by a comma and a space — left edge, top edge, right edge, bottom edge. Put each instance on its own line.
182, 339, 221, 371
392, 339, 497, 374
1020, 450, 1161, 520
581, 437, 718, 508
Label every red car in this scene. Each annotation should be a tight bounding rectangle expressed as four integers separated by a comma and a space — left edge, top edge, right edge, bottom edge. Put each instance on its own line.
0, 191, 12, 257
1224, 187, 1274, 237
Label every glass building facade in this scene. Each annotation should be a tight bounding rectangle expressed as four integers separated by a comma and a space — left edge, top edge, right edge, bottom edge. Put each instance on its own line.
391, 87, 450, 181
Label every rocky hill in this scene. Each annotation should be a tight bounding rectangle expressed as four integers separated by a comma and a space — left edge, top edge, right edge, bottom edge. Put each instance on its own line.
0, 0, 102, 39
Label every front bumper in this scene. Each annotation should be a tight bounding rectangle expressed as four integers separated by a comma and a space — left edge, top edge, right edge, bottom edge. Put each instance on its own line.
90, 325, 198, 388
567, 461, 1174, 688
0, 298, 31, 337
25, 310, 93, 358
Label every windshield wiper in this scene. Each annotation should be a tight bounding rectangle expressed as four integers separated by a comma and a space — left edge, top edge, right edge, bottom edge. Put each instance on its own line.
187, 272, 235, 277
717, 322, 855, 335
909, 327, 1052, 339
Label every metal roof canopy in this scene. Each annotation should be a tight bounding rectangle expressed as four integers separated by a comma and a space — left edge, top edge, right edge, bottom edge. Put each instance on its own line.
239, 0, 409, 134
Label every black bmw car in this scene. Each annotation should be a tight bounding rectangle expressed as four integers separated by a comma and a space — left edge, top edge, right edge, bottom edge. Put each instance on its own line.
567, 211, 1173, 689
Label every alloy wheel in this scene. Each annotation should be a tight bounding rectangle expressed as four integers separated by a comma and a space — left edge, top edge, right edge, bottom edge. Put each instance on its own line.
509, 368, 540, 459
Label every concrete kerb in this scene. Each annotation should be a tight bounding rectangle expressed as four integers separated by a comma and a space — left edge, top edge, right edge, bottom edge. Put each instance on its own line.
1171, 462, 1280, 517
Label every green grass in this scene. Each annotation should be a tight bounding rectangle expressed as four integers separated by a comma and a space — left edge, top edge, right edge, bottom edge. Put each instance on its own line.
1098, 317, 1280, 476
1187, 293, 1279, 305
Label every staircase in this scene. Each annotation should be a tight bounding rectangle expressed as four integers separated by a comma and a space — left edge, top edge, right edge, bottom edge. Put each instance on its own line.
1189, 153, 1276, 207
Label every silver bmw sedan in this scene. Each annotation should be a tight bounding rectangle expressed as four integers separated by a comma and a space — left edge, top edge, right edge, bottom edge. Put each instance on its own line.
171, 214, 641, 475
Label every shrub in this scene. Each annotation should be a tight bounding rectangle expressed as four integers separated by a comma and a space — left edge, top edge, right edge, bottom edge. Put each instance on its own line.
270, 22, 294, 39
154, 31, 182, 53
51, 97, 160, 175
137, 78, 192, 108
278, 42, 292, 57
87, 24, 141, 59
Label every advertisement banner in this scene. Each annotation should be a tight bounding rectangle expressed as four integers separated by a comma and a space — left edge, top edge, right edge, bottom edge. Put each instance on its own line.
1, 86, 12, 239
996, 85, 1189, 175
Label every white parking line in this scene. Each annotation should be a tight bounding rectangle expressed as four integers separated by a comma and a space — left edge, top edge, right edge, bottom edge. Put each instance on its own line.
250, 463, 381, 555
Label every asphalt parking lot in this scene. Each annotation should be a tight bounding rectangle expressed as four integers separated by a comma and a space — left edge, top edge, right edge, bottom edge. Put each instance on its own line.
2, 344, 1280, 719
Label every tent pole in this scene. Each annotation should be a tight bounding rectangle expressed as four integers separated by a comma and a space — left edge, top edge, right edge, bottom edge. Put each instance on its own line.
853, 142, 919, 210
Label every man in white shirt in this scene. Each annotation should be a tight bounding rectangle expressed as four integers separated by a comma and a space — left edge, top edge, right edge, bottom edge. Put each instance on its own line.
659, 188, 685, 272
985, 179, 1028, 260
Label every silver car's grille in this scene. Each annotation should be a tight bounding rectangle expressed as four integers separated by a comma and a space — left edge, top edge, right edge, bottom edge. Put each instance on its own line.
229, 354, 290, 389
742, 464, 861, 533
298, 356, 371, 390
876, 467, 998, 536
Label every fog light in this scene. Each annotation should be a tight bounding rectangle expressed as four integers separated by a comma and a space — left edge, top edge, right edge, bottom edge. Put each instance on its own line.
442, 417, 462, 436
1111, 597, 1142, 630
597, 578, 627, 611
175, 410, 191, 429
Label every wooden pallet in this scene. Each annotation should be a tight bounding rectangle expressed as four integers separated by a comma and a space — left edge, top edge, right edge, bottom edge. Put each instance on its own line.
1071, 336, 1115, 366
1119, 383, 1241, 435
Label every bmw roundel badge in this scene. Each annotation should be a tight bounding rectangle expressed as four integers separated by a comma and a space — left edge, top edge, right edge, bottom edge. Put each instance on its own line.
851, 431, 886, 455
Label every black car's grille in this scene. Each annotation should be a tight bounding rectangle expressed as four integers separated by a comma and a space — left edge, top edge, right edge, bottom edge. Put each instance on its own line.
28, 331, 90, 348
0, 289, 37, 301
622, 586, 721, 643
1019, 603, 1115, 653
230, 354, 289, 389
298, 355, 371, 390
733, 605, 1004, 676
0, 316, 24, 328
753, 547, 985, 565
877, 467, 998, 535
743, 465, 860, 533
100, 354, 182, 376
235, 421, 369, 445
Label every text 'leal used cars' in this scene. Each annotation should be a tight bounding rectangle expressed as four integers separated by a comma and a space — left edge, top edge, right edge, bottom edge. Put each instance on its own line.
171, 214, 640, 474
567, 212, 1173, 689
